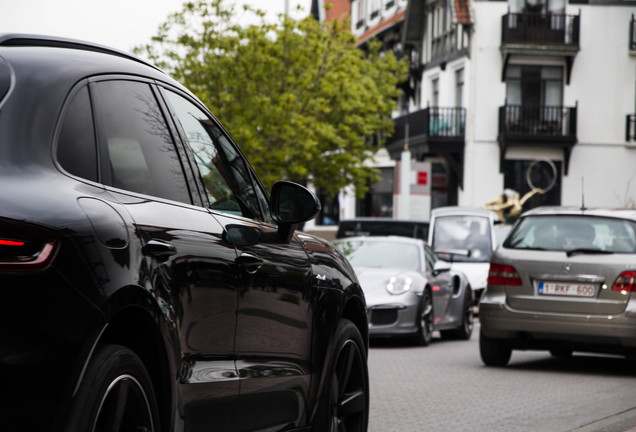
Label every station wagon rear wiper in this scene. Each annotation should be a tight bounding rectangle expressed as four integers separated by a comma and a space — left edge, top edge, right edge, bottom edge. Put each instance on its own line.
566, 248, 613, 257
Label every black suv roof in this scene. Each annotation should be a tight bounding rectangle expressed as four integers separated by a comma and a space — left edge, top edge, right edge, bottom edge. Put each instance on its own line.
0, 34, 182, 167
0, 33, 159, 70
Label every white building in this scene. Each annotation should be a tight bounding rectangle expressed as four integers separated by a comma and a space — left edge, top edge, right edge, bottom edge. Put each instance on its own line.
306, 0, 636, 236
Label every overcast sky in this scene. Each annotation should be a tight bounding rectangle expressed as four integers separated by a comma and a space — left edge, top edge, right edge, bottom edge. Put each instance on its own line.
0, 0, 313, 53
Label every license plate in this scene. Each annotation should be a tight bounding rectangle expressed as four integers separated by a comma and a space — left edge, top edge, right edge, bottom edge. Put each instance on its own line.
537, 281, 596, 297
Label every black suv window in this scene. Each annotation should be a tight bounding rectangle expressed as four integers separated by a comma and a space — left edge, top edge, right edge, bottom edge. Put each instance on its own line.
57, 86, 98, 182
91, 80, 191, 204
163, 90, 264, 220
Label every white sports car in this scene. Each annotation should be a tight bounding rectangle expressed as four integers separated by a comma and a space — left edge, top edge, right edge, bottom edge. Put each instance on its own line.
334, 236, 474, 345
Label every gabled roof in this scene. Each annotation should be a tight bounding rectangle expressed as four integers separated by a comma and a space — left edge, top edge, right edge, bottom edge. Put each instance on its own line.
453, 0, 472, 24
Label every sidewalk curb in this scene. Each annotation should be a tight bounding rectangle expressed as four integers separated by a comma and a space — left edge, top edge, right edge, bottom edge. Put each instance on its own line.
570, 407, 636, 432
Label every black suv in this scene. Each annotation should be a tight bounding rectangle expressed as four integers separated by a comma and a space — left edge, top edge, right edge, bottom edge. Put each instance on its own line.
0, 34, 369, 432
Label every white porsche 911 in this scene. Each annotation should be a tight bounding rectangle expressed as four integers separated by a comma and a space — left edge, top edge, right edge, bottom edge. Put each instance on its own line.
334, 236, 474, 345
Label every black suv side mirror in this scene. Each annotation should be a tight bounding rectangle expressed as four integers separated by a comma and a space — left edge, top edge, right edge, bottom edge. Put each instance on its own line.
270, 181, 321, 242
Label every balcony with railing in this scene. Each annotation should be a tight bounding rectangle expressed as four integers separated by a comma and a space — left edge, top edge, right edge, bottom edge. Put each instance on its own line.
499, 105, 576, 138
385, 107, 466, 186
501, 12, 580, 83
502, 13, 580, 46
388, 107, 466, 152
627, 114, 636, 141
498, 104, 577, 173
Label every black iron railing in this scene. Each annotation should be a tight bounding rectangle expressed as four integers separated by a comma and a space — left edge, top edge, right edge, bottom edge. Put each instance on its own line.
427, 107, 466, 137
630, 15, 636, 50
392, 107, 466, 142
502, 13, 580, 46
627, 114, 636, 141
499, 105, 577, 138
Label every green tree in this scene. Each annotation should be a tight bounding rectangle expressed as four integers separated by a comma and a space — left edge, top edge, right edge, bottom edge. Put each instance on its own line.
136, 0, 407, 196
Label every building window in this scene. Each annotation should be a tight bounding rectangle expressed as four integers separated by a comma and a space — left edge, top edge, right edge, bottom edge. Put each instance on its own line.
630, 14, 636, 51
627, 115, 636, 141
431, 77, 440, 107
431, 4, 450, 39
370, 0, 381, 18
455, 68, 464, 107
431, 163, 449, 209
356, 167, 394, 217
506, 65, 563, 106
355, 0, 366, 28
509, 0, 565, 13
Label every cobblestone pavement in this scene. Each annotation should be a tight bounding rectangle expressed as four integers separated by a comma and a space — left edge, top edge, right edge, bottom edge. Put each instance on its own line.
367, 322, 636, 432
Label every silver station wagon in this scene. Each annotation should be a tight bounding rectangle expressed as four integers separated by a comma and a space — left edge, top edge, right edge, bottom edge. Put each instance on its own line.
479, 207, 636, 366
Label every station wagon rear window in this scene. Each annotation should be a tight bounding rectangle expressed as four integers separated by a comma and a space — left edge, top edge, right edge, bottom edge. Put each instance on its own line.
504, 216, 636, 254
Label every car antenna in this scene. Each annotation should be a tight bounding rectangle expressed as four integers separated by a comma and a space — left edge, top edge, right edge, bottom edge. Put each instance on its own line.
580, 177, 587, 211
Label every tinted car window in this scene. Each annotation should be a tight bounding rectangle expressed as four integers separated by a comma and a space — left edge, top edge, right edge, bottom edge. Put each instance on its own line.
92, 80, 191, 204
252, 173, 273, 223
57, 86, 98, 182
163, 90, 263, 220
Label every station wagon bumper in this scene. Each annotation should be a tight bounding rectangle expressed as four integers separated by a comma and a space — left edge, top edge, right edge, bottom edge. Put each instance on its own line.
480, 295, 636, 352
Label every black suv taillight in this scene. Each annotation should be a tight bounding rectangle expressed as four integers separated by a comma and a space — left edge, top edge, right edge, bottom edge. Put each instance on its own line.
0, 220, 59, 271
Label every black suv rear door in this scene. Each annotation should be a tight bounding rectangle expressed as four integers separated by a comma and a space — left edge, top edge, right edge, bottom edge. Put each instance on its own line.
88, 78, 241, 430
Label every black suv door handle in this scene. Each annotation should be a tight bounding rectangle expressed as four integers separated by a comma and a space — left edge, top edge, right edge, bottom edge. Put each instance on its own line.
235, 252, 263, 274
142, 239, 177, 262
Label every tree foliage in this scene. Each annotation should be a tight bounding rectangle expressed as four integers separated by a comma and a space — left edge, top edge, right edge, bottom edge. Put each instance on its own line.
135, 0, 407, 196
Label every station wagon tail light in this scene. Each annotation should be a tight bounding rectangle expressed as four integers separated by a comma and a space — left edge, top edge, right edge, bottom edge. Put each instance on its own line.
0, 222, 59, 271
612, 271, 636, 292
488, 263, 522, 286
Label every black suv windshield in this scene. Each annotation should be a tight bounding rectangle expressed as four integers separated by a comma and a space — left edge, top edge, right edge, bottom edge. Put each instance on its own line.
504, 215, 636, 253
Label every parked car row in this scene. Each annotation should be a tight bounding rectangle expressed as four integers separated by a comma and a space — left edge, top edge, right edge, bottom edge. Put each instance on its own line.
336, 206, 636, 370
337, 208, 511, 305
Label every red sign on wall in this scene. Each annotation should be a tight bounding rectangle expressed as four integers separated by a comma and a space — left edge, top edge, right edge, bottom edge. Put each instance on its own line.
417, 171, 428, 186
